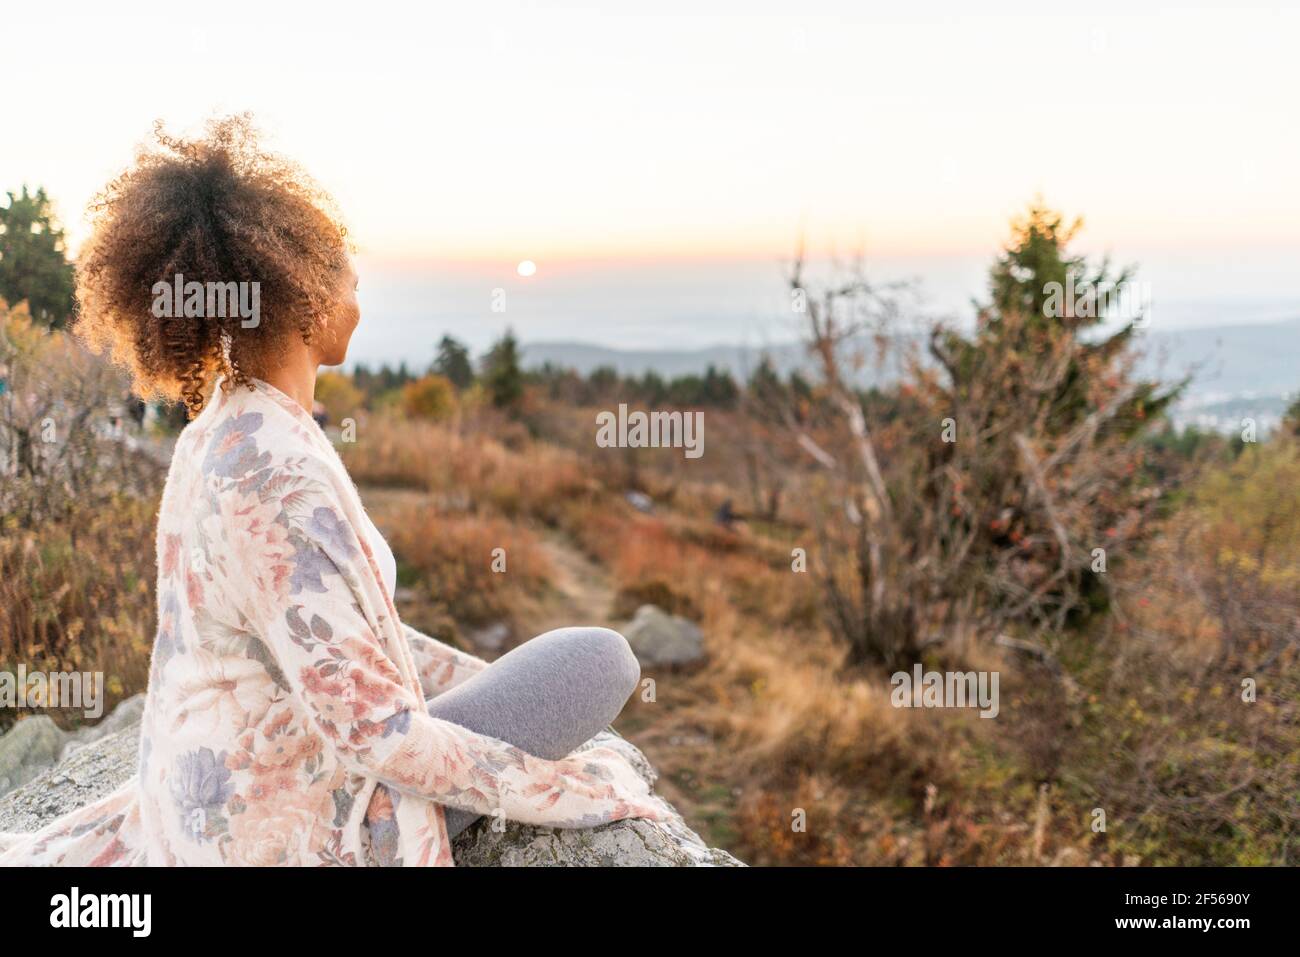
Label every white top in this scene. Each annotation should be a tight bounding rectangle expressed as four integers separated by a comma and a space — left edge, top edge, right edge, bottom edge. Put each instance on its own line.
358, 508, 397, 599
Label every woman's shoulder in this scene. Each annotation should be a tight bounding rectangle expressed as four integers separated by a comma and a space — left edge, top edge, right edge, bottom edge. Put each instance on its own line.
167, 380, 344, 507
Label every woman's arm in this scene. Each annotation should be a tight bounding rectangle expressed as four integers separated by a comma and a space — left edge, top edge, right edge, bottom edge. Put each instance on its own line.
402, 625, 488, 700
265, 579, 660, 825
244, 489, 664, 828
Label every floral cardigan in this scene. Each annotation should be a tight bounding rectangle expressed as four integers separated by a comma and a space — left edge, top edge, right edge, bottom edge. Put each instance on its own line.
0, 378, 662, 866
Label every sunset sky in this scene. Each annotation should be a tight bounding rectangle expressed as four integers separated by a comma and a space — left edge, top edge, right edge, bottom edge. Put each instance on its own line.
6, 0, 1298, 353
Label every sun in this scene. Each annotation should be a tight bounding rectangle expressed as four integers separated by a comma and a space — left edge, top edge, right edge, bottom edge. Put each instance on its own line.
516, 260, 537, 278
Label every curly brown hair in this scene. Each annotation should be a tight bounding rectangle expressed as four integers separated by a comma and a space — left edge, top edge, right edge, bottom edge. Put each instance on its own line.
74, 114, 350, 417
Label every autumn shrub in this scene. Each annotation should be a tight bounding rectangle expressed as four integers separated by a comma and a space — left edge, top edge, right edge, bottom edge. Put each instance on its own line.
401, 374, 456, 422
1073, 438, 1300, 864
343, 413, 594, 524
0, 299, 163, 730
376, 505, 552, 627
315, 369, 365, 424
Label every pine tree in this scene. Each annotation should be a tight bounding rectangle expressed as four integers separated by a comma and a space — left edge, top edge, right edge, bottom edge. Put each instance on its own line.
966, 201, 1176, 438
482, 329, 524, 410
432, 335, 474, 390
0, 186, 76, 328
924, 201, 1182, 627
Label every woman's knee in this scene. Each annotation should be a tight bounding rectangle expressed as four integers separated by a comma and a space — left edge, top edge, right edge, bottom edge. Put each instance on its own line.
555, 626, 641, 702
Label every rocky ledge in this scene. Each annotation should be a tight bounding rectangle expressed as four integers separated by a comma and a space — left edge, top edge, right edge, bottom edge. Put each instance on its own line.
0, 712, 743, 867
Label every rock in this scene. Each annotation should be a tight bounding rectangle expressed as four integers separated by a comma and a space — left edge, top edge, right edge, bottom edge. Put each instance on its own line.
454, 729, 741, 866
61, 693, 147, 761
623, 604, 706, 668
466, 621, 510, 653
624, 490, 654, 514
0, 722, 744, 867
0, 716, 69, 799
0, 724, 139, 832
453, 813, 741, 866
0, 694, 149, 800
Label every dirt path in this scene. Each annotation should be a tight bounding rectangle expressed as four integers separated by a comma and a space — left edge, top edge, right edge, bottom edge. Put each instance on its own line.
532, 533, 620, 634
357, 484, 621, 637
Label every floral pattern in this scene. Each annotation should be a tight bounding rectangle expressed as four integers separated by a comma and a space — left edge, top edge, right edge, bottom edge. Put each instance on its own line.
0, 378, 663, 866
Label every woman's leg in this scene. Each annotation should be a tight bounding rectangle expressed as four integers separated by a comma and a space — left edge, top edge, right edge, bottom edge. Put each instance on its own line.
424, 626, 642, 838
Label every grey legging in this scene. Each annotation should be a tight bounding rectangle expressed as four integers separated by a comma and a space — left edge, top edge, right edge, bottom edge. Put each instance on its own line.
425, 626, 642, 838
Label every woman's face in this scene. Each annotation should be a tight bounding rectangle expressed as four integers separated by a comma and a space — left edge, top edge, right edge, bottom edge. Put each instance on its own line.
314, 260, 360, 367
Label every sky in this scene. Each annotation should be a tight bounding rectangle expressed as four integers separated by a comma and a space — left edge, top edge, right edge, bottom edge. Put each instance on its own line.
5, 0, 1298, 357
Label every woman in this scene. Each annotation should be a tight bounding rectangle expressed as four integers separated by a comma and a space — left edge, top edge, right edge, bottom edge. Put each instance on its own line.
0, 117, 664, 866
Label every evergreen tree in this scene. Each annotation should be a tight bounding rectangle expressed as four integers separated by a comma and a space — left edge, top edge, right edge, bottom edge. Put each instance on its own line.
482, 328, 524, 410
666, 373, 704, 406
0, 186, 75, 328
586, 365, 620, 402
747, 356, 784, 413
701, 364, 739, 407
432, 335, 474, 390
970, 201, 1175, 438
637, 370, 668, 405
924, 201, 1182, 626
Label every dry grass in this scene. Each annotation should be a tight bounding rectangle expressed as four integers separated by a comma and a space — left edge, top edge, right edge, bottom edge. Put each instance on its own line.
342, 411, 595, 525
369, 495, 553, 631
0, 494, 159, 732
1075, 441, 1300, 865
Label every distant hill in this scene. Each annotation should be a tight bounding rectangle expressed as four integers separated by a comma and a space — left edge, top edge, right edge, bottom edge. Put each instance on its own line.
520, 337, 918, 386
522, 317, 1300, 432
1137, 318, 1300, 398
522, 340, 808, 380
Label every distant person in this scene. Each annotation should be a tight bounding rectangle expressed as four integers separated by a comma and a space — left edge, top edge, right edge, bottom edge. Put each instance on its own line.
715, 498, 744, 529
126, 394, 146, 427
0, 116, 663, 868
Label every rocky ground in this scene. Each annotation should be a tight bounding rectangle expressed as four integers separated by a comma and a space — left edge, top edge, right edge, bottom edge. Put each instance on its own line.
0, 697, 742, 867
